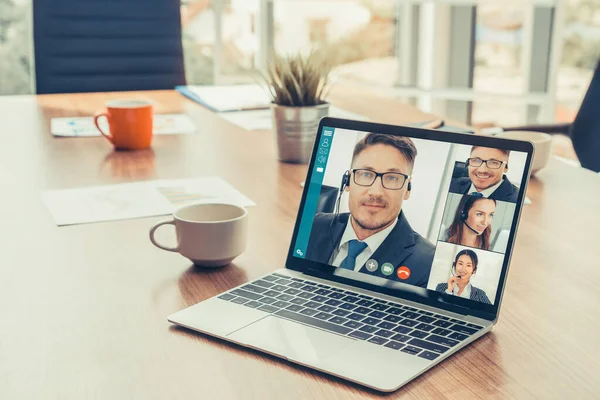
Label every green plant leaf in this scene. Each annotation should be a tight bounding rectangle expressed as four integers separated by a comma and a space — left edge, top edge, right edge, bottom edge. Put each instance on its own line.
263, 50, 331, 107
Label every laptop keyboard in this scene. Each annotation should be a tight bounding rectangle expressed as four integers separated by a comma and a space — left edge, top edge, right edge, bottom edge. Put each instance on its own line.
217, 273, 483, 361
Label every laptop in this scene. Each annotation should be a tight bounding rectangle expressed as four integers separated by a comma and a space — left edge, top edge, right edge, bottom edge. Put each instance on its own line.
169, 117, 534, 392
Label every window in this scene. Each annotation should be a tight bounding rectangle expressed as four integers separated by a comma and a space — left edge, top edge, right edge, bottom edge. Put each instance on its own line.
182, 0, 260, 85
272, 0, 397, 87
0, 0, 32, 95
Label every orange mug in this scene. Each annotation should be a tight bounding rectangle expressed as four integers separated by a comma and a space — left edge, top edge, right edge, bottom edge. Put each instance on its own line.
94, 100, 153, 150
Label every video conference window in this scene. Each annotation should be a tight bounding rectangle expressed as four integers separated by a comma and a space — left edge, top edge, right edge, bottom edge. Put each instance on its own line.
293, 127, 527, 307
426, 243, 504, 305
437, 194, 516, 254
449, 146, 522, 203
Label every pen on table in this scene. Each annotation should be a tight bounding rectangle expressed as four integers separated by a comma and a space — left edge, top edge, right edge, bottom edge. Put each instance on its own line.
420, 119, 445, 130
222, 106, 270, 113
406, 119, 445, 129
412, 119, 477, 134
478, 127, 505, 136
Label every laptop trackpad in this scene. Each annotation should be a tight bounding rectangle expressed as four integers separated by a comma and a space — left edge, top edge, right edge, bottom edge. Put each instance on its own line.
228, 315, 353, 364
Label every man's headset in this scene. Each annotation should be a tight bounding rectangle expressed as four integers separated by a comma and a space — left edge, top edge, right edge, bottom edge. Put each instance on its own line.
339, 170, 351, 193
327, 171, 352, 252
330, 171, 351, 232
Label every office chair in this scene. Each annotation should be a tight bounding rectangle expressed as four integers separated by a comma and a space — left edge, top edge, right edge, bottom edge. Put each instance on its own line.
501, 59, 600, 172
315, 185, 339, 214
33, 0, 186, 94
452, 161, 468, 180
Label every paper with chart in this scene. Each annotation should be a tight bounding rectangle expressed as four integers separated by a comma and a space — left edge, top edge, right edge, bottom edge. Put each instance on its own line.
42, 177, 255, 226
51, 114, 197, 137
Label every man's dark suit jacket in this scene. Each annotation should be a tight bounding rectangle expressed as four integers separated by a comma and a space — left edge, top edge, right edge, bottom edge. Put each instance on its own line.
305, 211, 435, 288
449, 175, 519, 202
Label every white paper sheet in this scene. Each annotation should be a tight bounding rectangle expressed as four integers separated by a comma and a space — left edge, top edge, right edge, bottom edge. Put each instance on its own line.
51, 114, 197, 137
180, 84, 272, 112
218, 106, 369, 131
42, 177, 255, 226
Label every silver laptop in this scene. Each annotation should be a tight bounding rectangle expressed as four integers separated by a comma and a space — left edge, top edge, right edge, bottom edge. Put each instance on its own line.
169, 117, 533, 392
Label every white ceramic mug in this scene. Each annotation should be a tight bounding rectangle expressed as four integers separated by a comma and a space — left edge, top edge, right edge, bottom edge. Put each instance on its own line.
498, 130, 552, 175
149, 203, 248, 267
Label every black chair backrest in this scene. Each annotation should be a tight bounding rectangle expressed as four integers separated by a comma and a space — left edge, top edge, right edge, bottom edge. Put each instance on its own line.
33, 0, 185, 94
571, 60, 600, 172
452, 160, 468, 180
315, 185, 339, 214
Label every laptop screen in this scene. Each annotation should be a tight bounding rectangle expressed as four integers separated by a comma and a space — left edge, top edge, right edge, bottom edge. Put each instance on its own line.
290, 120, 531, 317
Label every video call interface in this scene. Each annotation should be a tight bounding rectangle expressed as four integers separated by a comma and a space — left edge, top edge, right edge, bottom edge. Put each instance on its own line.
293, 126, 527, 307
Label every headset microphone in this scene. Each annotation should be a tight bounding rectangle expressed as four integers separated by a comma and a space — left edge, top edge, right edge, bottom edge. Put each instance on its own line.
451, 262, 463, 279
329, 170, 351, 251
460, 197, 480, 235
335, 170, 350, 218
340, 170, 350, 192
463, 221, 480, 235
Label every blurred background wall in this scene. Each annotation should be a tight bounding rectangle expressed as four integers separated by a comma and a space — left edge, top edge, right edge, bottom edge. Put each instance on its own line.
2, 0, 598, 134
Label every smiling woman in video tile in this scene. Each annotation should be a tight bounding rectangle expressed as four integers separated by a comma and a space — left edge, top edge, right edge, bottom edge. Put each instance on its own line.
442, 195, 496, 251
435, 249, 491, 304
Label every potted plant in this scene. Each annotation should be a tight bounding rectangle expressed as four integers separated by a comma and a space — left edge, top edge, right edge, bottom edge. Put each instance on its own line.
263, 51, 332, 163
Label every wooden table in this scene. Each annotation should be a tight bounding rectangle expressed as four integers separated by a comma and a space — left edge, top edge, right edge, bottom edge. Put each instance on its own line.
1, 88, 599, 399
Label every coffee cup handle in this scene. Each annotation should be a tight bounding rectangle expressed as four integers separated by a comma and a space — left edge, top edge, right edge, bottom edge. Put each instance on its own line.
149, 219, 179, 252
93, 112, 113, 144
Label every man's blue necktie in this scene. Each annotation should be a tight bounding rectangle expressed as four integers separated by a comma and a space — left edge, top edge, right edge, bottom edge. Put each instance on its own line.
339, 240, 368, 271
469, 192, 484, 197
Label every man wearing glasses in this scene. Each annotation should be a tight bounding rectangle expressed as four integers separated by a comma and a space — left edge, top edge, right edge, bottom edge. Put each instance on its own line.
449, 146, 519, 202
305, 133, 435, 288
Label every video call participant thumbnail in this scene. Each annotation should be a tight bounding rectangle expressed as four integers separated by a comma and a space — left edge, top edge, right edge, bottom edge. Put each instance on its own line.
450, 146, 519, 202
442, 195, 496, 251
305, 133, 435, 288
435, 249, 491, 304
